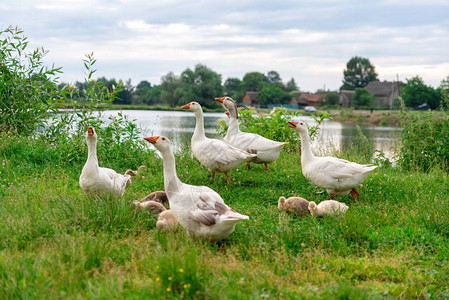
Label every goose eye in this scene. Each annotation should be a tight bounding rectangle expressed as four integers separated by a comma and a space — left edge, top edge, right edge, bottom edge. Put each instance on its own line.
162, 137, 166, 140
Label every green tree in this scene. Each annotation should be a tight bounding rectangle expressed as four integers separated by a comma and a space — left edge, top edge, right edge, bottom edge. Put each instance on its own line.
257, 85, 293, 108
241, 72, 266, 92
113, 79, 133, 105
285, 78, 299, 92
401, 76, 440, 109
178, 64, 223, 108
224, 77, 244, 103
324, 92, 339, 106
136, 80, 151, 90
0, 26, 63, 135
341, 56, 378, 90
266, 71, 282, 84
352, 88, 376, 107
133, 80, 156, 105
147, 85, 162, 105
161, 72, 182, 107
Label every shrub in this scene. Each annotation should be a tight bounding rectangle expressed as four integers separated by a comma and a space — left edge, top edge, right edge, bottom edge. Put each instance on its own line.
352, 88, 375, 107
0, 26, 64, 136
217, 106, 329, 152
398, 98, 449, 172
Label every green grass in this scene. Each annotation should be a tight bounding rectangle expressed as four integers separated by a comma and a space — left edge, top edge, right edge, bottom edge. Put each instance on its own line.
1, 136, 449, 299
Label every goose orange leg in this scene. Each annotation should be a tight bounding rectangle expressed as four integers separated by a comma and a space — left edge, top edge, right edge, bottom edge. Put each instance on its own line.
211, 171, 215, 182
329, 193, 334, 199
350, 188, 360, 200
264, 163, 269, 171
225, 172, 231, 184
246, 163, 251, 170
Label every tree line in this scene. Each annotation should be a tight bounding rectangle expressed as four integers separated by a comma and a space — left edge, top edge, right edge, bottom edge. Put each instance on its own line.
61, 66, 299, 109
63, 56, 448, 110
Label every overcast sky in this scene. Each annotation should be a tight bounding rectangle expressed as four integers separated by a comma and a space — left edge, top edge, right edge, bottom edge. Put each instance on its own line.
2, 0, 448, 92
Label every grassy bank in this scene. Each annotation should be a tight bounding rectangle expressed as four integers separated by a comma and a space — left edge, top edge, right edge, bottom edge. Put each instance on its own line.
328, 109, 402, 126
1, 135, 448, 299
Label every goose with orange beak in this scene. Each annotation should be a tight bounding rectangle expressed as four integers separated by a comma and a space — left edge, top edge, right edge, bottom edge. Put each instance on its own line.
79, 126, 131, 198
143, 135, 249, 242
216, 96, 288, 171
287, 120, 377, 200
181, 101, 256, 184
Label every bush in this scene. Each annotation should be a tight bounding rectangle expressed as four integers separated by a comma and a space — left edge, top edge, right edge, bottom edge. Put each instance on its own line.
352, 88, 375, 107
217, 106, 329, 152
0, 26, 64, 136
398, 98, 449, 172
42, 54, 149, 169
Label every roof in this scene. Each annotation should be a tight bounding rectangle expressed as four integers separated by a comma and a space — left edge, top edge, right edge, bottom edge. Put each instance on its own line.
244, 91, 259, 101
364, 81, 401, 97
340, 90, 355, 98
297, 92, 324, 103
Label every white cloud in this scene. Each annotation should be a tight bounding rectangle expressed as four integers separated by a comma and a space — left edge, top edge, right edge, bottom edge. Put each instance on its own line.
2, 0, 448, 91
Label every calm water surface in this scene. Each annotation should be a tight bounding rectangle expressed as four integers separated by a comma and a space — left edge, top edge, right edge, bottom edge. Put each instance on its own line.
100, 110, 401, 158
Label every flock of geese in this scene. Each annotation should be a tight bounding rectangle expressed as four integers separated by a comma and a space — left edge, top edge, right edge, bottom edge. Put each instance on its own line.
79, 97, 377, 244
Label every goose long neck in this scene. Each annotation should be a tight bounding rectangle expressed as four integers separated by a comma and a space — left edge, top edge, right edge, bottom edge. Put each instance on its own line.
299, 130, 315, 162
192, 109, 205, 139
87, 139, 99, 166
227, 103, 240, 135
160, 147, 182, 193
227, 116, 240, 135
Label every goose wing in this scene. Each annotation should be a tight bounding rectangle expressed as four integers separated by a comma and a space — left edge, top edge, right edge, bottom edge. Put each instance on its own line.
189, 188, 248, 226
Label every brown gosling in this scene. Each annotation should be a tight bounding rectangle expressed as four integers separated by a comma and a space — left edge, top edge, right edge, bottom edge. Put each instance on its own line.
132, 200, 166, 215
140, 191, 168, 206
278, 196, 310, 217
156, 210, 178, 231
125, 165, 147, 177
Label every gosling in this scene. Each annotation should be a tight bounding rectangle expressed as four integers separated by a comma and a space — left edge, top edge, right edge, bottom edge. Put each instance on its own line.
140, 191, 168, 206
308, 200, 348, 217
132, 200, 166, 215
278, 196, 310, 217
156, 210, 178, 231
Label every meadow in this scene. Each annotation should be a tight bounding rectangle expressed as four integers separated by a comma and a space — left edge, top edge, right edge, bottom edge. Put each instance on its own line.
1, 130, 448, 299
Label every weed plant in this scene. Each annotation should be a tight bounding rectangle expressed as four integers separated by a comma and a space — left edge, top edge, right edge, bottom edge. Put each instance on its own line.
398, 98, 449, 172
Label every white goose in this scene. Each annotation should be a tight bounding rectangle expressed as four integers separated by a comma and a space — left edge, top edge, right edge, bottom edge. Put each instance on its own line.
144, 135, 249, 242
287, 121, 377, 200
181, 101, 256, 184
216, 96, 288, 171
79, 127, 131, 198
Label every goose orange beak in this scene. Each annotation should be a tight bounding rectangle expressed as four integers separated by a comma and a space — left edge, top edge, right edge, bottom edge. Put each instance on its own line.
144, 136, 159, 144
215, 97, 225, 103
287, 121, 298, 128
181, 103, 190, 109
88, 127, 94, 135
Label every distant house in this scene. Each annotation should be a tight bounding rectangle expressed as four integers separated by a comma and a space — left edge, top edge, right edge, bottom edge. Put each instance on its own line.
339, 90, 355, 107
290, 92, 324, 107
364, 81, 402, 108
242, 91, 259, 106
339, 81, 402, 108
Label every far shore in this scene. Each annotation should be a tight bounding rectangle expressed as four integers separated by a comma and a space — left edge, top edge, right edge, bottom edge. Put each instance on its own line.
58, 103, 402, 126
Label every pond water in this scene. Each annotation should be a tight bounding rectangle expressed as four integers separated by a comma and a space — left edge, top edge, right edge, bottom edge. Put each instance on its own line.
99, 110, 401, 159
